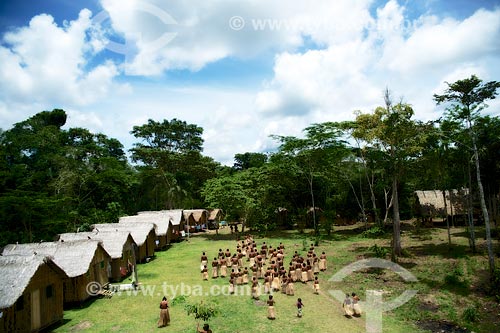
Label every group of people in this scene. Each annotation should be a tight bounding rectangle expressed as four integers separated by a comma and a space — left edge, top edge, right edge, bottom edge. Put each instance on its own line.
342, 293, 362, 317
199, 235, 334, 320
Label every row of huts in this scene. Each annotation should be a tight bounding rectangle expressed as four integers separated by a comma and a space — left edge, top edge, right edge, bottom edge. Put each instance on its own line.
0, 209, 223, 332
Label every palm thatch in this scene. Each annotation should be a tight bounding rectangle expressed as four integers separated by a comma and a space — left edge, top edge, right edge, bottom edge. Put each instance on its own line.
58, 230, 134, 259
120, 214, 168, 237
0, 254, 67, 309
161, 209, 185, 226
92, 223, 156, 262
414, 189, 469, 217
2, 240, 109, 278
208, 209, 223, 221
58, 230, 136, 282
92, 223, 155, 247
183, 209, 208, 225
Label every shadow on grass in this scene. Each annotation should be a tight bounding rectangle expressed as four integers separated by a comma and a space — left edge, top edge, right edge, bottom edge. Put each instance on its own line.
63, 295, 100, 310
41, 319, 72, 332
406, 243, 471, 259
418, 276, 471, 297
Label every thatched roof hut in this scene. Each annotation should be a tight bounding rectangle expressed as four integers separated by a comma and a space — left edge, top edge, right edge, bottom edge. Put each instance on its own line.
0, 254, 67, 332
208, 209, 223, 229
58, 230, 136, 282
208, 209, 223, 221
120, 213, 169, 249
414, 189, 469, 218
162, 209, 185, 241
92, 223, 156, 262
2, 240, 111, 304
183, 209, 208, 232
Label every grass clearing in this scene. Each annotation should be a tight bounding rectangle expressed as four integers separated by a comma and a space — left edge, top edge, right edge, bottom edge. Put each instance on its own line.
48, 222, 499, 333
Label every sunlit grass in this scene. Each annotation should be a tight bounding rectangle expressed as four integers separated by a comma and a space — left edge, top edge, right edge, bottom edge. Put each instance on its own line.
50, 224, 498, 332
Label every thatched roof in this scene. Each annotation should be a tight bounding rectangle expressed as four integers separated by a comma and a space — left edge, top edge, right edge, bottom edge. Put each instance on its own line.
183, 209, 208, 223
0, 254, 67, 309
208, 209, 222, 221
58, 230, 135, 259
92, 223, 155, 247
2, 240, 109, 278
120, 214, 168, 236
162, 209, 184, 226
414, 189, 469, 216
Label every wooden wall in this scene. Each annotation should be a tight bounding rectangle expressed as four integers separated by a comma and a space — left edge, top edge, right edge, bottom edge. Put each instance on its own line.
1, 264, 64, 332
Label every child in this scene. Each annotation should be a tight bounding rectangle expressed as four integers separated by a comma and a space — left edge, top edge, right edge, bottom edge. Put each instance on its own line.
267, 295, 276, 320
352, 292, 362, 316
296, 298, 304, 317
313, 276, 320, 294
251, 276, 260, 300
343, 293, 354, 317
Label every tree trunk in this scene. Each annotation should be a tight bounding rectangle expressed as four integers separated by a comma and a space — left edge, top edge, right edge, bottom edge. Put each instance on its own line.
391, 176, 402, 261
442, 190, 451, 247
471, 127, 495, 275
467, 164, 476, 253
308, 172, 317, 235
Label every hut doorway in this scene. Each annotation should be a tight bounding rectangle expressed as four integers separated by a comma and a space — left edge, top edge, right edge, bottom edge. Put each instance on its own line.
31, 289, 41, 330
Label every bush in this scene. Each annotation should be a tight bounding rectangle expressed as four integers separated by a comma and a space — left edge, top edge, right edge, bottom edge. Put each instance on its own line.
361, 226, 386, 238
462, 305, 479, 322
444, 267, 469, 290
185, 300, 219, 322
368, 244, 389, 258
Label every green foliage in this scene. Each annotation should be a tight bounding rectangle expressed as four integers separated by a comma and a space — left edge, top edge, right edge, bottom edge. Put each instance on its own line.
368, 244, 389, 258
185, 300, 219, 322
462, 305, 479, 323
362, 226, 386, 238
490, 268, 500, 302
170, 295, 188, 306
444, 266, 469, 290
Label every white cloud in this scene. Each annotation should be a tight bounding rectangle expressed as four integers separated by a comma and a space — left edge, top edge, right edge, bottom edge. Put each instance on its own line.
255, 2, 500, 127
0, 9, 123, 113
1, 0, 500, 167
99, 0, 376, 75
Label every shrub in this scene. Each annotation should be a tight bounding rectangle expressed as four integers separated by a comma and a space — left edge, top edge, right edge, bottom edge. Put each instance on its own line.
462, 305, 479, 322
368, 244, 389, 258
444, 266, 470, 290
185, 300, 219, 322
361, 226, 386, 238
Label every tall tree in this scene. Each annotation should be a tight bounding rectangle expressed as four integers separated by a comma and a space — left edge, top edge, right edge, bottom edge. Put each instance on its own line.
272, 123, 347, 236
130, 119, 206, 209
434, 74, 500, 276
233, 152, 268, 170
353, 90, 425, 260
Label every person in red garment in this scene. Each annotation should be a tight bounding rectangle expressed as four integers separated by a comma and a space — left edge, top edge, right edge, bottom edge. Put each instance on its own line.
157, 296, 170, 328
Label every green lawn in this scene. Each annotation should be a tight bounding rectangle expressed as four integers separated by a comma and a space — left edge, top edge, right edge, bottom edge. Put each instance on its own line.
49, 224, 499, 333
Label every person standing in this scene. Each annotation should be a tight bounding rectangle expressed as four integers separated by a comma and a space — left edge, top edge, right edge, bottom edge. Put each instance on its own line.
352, 292, 362, 316
313, 276, 320, 294
343, 294, 354, 317
319, 251, 327, 271
201, 252, 208, 270
296, 298, 304, 317
251, 276, 261, 300
201, 265, 209, 281
220, 257, 227, 278
157, 296, 170, 328
267, 295, 276, 320
211, 257, 219, 279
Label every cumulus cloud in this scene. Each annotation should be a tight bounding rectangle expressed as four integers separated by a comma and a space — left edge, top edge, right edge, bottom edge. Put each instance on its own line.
0, 9, 122, 111
255, 1, 500, 125
99, 0, 376, 75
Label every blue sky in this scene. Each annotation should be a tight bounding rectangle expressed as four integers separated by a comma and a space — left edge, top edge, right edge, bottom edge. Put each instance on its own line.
1, 0, 500, 165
